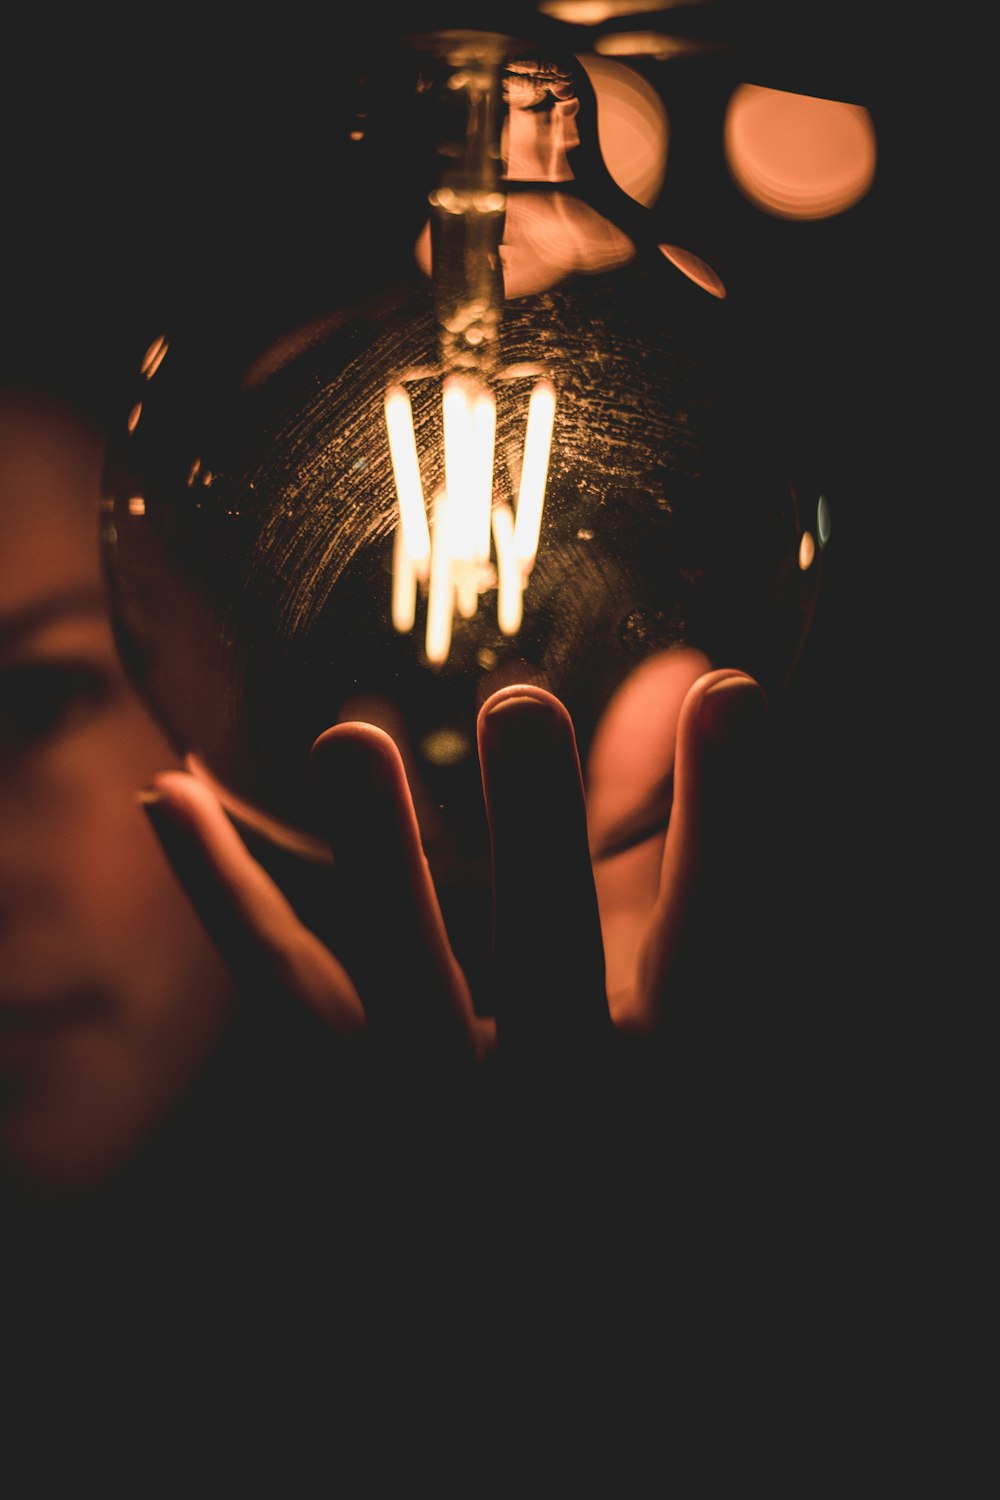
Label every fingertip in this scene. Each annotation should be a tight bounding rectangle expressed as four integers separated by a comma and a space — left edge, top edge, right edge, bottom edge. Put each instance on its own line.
309, 719, 423, 865
477, 684, 575, 759
139, 768, 216, 825
138, 771, 252, 874
479, 682, 565, 715
309, 720, 408, 797
690, 671, 768, 748
143, 768, 191, 799
311, 718, 400, 762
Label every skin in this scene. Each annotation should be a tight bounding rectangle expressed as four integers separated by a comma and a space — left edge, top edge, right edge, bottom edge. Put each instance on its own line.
145, 660, 770, 1056
0, 390, 236, 1196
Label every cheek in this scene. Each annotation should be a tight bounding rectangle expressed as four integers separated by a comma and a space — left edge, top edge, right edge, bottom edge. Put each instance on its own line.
61, 726, 233, 1007
3, 697, 179, 908
3, 696, 234, 1013
0, 706, 237, 1192
93, 688, 188, 784
1, 689, 183, 825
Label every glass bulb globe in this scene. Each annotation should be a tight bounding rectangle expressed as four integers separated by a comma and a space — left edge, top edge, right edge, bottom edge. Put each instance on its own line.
101, 26, 824, 910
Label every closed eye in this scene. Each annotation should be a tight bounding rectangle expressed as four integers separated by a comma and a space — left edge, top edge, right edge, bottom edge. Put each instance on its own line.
0, 660, 116, 759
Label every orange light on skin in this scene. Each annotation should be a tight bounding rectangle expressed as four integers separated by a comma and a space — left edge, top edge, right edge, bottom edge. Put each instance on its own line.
184, 753, 332, 863
724, 84, 877, 221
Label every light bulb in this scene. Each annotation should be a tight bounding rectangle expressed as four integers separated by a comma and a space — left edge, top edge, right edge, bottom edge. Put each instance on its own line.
101, 23, 825, 925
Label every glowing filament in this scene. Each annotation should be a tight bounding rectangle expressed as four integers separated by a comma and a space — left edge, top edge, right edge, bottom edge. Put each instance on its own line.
392, 520, 419, 633
426, 493, 456, 665
491, 503, 522, 635
388, 373, 556, 664
443, 374, 496, 568
385, 384, 432, 568
512, 378, 556, 571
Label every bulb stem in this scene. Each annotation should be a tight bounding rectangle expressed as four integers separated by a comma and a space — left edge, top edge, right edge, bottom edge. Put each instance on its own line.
428, 42, 507, 374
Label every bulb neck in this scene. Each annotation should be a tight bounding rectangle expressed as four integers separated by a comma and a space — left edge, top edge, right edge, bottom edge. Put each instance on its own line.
421, 34, 508, 374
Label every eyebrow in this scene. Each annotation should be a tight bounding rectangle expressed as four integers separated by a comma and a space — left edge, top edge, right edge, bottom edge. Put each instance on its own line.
0, 586, 109, 653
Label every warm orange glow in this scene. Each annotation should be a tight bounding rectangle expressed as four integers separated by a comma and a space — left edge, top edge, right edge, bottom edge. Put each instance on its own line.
539, 0, 692, 19
595, 31, 719, 60
392, 518, 419, 633
127, 495, 146, 517
576, 54, 669, 207
798, 531, 816, 571
419, 52, 657, 300
503, 88, 579, 183
724, 84, 877, 220
425, 491, 457, 665
498, 193, 634, 298
140, 335, 169, 379
420, 727, 470, 766
127, 402, 142, 433
658, 243, 727, 298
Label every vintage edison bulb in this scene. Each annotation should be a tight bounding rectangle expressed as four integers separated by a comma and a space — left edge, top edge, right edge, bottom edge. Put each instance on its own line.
102, 28, 825, 917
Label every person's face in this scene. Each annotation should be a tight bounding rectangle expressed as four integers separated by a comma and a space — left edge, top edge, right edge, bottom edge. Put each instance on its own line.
0, 391, 236, 1195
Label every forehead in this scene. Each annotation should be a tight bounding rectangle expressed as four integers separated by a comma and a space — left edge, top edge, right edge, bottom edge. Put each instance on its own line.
0, 393, 106, 612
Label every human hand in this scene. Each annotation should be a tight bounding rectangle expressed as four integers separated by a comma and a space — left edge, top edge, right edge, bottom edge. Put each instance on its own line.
473, 650, 782, 1259
140, 646, 774, 1071
140, 720, 497, 1067
137, 646, 784, 1296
